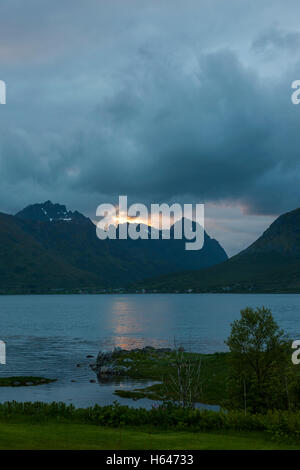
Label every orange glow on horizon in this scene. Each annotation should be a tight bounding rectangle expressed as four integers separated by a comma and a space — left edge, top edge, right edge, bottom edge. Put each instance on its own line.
112, 212, 181, 229
112, 215, 153, 227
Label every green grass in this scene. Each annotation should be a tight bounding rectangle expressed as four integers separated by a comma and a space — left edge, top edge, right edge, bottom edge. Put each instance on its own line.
112, 350, 229, 405
0, 376, 56, 387
0, 422, 298, 450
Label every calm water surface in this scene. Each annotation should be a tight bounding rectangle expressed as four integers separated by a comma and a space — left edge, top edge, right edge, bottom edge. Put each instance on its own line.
0, 293, 299, 408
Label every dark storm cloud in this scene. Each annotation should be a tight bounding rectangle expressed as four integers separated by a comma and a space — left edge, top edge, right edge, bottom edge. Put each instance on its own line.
0, 0, 300, 218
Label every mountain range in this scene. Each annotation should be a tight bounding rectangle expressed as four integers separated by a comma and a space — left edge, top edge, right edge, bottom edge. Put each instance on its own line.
141, 207, 300, 293
0, 201, 227, 292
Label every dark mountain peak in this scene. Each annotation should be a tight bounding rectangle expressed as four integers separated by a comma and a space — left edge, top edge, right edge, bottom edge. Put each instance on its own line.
15, 201, 88, 223
113, 218, 208, 239
110, 218, 220, 246
171, 217, 203, 231
269, 207, 300, 231
0, 201, 229, 291
139, 207, 300, 293
244, 207, 300, 256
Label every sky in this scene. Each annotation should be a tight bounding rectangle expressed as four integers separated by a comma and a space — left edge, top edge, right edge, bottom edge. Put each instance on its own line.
0, 0, 300, 256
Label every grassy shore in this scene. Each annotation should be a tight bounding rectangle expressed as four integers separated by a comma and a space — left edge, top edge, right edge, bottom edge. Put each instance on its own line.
108, 349, 229, 405
0, 350, 298, 450
0, 422, 299, 450
0, 377, 56, 387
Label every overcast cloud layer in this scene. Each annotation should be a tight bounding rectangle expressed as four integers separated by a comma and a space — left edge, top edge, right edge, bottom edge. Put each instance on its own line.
0, 0, 300, 255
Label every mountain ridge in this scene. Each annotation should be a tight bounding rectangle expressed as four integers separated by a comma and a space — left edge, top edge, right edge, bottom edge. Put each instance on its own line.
0, 201, 228, 291
16, 200, 88, 223
138, 207, 300, 293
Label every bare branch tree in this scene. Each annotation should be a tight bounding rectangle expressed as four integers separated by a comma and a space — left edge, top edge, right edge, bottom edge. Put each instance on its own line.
163, 340, 203, 408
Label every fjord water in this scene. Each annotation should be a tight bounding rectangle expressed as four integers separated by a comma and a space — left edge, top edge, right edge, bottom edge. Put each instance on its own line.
0, 293, 300, 408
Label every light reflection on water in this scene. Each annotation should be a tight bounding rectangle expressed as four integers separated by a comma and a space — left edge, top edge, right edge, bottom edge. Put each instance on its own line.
0, 293, 300, 408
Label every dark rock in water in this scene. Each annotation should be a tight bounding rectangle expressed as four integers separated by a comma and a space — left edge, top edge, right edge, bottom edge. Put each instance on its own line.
86, 355, 94, 358
76, 364, 81, 367
89, 379, 96, 383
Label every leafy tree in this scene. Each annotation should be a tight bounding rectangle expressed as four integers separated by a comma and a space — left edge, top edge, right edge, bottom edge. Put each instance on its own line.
225, 307, 290, 412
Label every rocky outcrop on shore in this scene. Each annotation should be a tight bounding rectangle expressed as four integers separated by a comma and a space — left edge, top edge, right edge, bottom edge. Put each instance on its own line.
90, 346, 172, 377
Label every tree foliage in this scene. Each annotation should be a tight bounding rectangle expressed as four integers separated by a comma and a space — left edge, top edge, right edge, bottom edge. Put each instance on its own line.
225, 307, 291, 412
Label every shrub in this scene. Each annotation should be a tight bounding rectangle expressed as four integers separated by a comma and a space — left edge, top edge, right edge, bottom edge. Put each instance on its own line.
0, 400, 300, 440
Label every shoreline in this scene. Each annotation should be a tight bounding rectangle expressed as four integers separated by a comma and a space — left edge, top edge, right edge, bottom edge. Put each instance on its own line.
1, 290, 300, 296
90, 347, 229, 407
